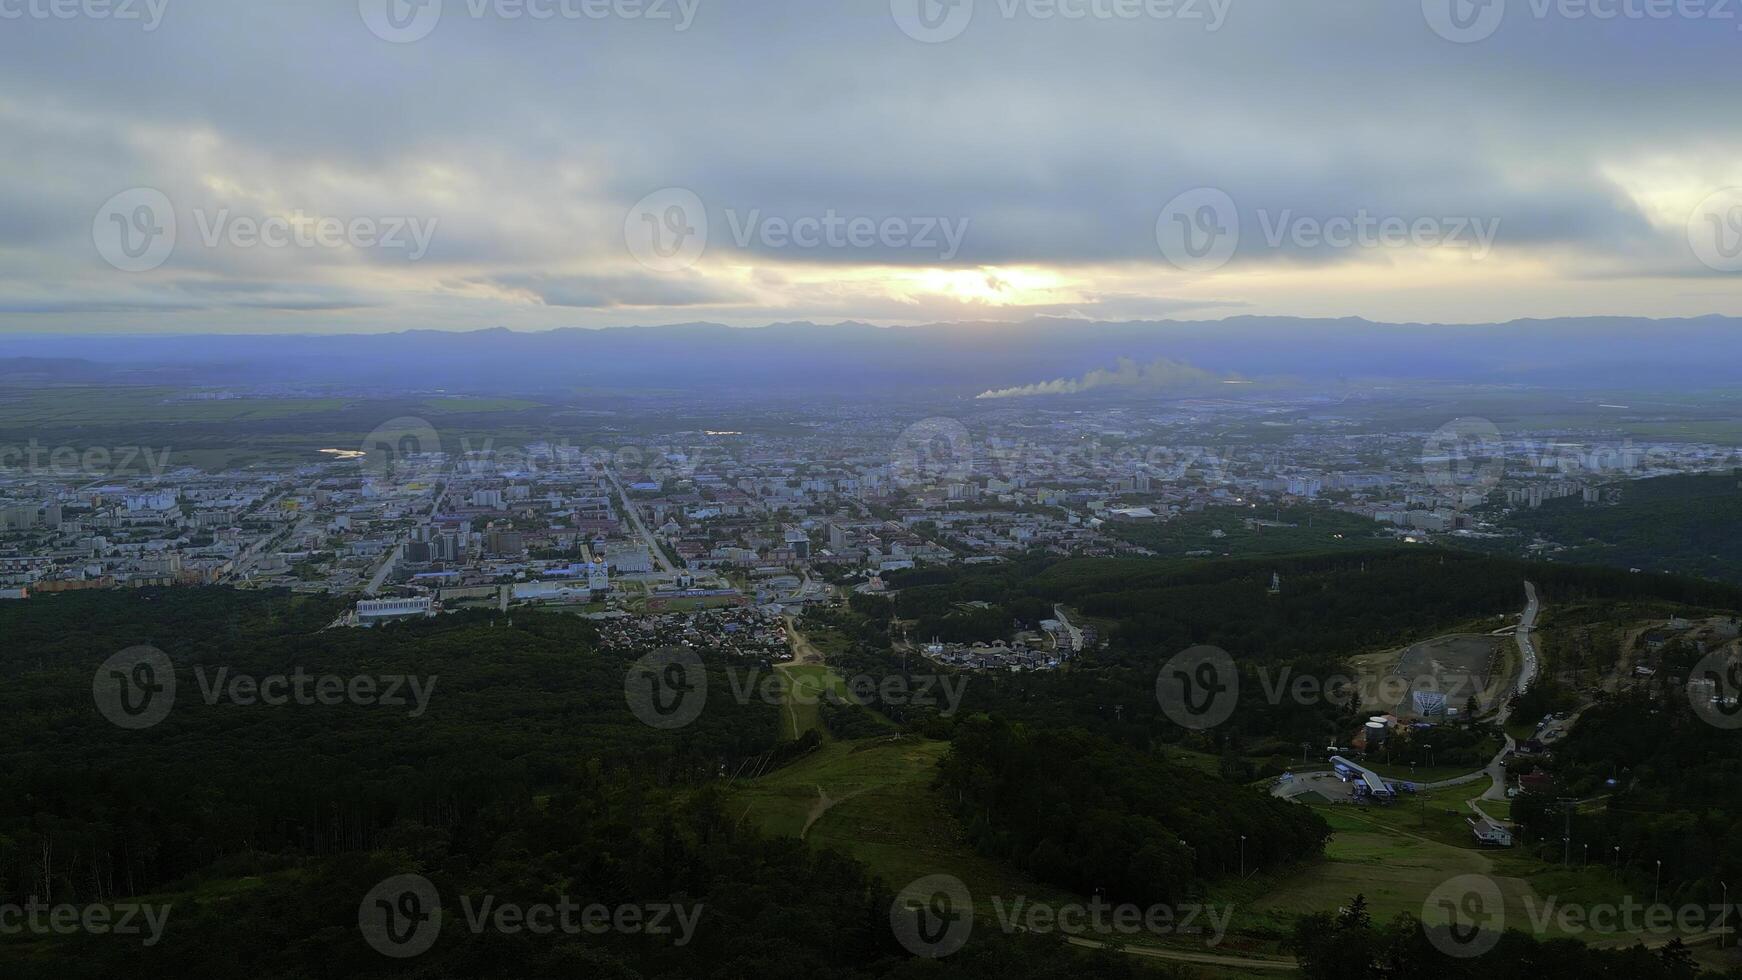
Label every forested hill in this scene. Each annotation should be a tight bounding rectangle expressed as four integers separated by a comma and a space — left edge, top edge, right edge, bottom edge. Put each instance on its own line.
0, 589, 777, 912
869, 550, 1742, 759
0, 587, 1167, 979
1499, 472, 1742, 583
940, 716, 1330, 905
889, 548, 1742, 662
1513, 685, 1742, 906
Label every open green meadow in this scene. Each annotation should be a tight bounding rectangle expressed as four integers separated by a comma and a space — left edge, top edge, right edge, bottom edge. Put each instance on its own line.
730, 737, 1063, 905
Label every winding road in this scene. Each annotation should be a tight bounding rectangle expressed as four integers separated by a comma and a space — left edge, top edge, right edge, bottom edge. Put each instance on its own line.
1276, 582, 1545, 808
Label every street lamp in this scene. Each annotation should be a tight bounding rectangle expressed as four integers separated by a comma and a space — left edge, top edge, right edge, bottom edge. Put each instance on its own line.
1240, 835, 1247, 879
1613, 845, 1620, 872
1655, 860, 1662, 906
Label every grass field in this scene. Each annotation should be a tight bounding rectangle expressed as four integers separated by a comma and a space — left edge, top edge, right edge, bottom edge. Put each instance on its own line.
1220, 806, 1519, 936
731, 730, 1708, 971
730, 737, 1062, 902
730, 736, 1310, 973
421, 397, 541, 412
1362, 760, 1491, 784
773, 663, 853, 740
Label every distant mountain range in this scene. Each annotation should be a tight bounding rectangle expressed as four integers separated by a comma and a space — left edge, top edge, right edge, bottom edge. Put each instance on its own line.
6, 316, 1741, 397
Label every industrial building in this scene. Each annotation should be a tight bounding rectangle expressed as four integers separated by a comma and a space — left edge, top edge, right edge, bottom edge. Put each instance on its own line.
1329, 755, 1397, 803
356, 596, 435, 626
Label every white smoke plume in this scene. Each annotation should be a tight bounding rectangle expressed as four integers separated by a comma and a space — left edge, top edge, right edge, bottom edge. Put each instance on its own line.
975, 357, 1231, 399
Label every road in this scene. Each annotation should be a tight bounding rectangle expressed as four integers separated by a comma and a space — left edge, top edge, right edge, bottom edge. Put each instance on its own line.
774, 617, 828, 739
363, 484, 446, 596
1282, 584, 1543, 810
785, 569, 826, 604
1508, 580, 1540, 718
1477, 580, 1539, 802
1066, 937, 1296, 972
604, 466, 675, 574
363, 539, 403, 596
218, 486, 295, 584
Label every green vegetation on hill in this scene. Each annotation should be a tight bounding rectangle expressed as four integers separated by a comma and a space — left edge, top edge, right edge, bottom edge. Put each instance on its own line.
881, 550, 1742, 769
5, 548, 1740, 977
1502, 473, 1742, 583
1512, 684, 1742, 905
0, 588, 1170, 979
1290, 895, 1715, 980
939, 716, 1331, 905
1107, 504, 1395, 559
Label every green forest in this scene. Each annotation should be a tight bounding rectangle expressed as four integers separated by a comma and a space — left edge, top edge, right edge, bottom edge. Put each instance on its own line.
1497, 473, 1742, 582
2, 547, 1740, 976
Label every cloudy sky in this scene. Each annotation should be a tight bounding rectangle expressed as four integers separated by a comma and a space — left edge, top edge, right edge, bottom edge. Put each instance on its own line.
4, 0, 1742, 333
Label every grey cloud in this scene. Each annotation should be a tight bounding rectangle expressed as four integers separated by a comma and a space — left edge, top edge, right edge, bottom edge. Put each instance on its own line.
2, 0, 1742, 328
479, 273, 751, 309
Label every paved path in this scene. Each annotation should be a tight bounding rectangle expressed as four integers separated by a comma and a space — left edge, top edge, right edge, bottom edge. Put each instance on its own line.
1284, 583, 1543, 810
1066, 937, 1297, 971
605, 466, 675, 573
1480, 581, 1539, 802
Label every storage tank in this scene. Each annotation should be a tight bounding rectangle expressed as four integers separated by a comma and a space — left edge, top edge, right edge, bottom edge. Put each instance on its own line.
1364, 720, 1388, 746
